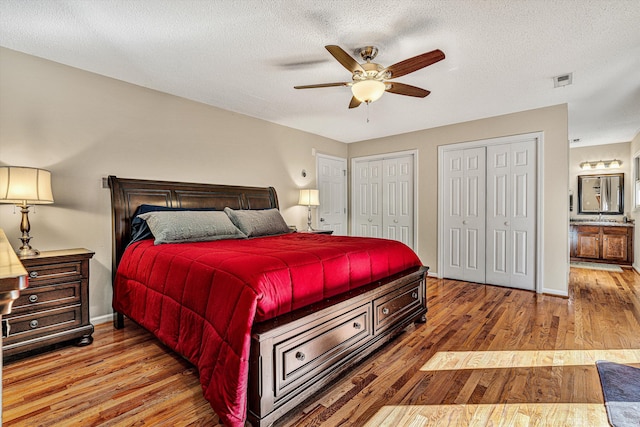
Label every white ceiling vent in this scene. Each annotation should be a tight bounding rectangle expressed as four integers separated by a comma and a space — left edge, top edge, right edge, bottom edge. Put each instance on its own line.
554, 73, 573, 88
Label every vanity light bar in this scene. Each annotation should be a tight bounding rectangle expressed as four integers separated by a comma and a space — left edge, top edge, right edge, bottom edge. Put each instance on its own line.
580, 159, 621, 170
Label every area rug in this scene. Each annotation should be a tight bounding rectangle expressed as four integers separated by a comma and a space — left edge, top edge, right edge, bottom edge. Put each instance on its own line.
570, 262, 623, 272
596, 361, 640, 427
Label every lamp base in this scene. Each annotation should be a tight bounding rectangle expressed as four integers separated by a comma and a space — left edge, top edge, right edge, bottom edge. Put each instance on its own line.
16, 204, 40, 257
17, 246, 40, 258
306, 206, 314, 231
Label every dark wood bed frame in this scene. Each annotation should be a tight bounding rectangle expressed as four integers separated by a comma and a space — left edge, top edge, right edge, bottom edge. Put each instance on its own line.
108, 176, 428, 427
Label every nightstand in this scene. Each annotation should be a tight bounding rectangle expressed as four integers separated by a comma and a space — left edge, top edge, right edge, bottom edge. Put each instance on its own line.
298, 229, 334, 235
3, 249, 94, 359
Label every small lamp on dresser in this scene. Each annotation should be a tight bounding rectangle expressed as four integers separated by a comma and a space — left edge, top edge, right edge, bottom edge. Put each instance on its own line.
0, 166, 54, 257
298, 189, 320, 231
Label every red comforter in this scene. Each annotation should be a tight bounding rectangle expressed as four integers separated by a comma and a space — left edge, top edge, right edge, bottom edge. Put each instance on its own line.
113, 233, 421, 426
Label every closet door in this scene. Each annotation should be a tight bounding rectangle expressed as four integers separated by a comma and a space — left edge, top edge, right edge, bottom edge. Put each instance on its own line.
383, 156, 414, 248
486, 141, 536, 290
353, 160, 383, 238
442, 148, 486, 283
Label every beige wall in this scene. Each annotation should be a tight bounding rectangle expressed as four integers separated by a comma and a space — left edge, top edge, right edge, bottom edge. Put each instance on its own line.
0, 48, 346, 320
569, 142, 631, 219
630, 131, 640, 269
348, 104, 570, 295
0, 48, 572, 322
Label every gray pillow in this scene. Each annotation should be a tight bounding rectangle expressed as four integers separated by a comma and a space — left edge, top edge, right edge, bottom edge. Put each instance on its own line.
224, 207, 291, 238
137, 211, 247, 244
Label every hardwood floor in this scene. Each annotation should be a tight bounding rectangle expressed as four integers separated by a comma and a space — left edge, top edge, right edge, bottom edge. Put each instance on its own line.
4, 267, 639, 426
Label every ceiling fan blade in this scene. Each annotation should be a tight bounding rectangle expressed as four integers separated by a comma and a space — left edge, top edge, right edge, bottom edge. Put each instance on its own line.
349, 97, 362, 109
385, 49, 445, 79
325, 45, 365, 74
294, 82, 350, 89
385, 82, 431, 98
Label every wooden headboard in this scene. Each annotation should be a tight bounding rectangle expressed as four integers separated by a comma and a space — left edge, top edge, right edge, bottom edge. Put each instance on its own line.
108, 176, 279, 275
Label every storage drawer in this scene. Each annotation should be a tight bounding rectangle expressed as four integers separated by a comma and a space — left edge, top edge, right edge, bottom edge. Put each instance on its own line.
274, 304, 372, 397
24, 261, 84, 286
373, 280, 424, 334
602, 226, 630, 236
574, 225, 600, 234
10, 281, 81, 313
3, 305, 82, 344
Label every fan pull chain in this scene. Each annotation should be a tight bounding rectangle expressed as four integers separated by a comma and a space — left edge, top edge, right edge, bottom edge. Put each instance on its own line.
366, 101, 370, 123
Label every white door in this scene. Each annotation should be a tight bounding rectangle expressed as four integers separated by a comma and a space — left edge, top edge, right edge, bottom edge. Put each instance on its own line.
486, 141, 536, 290
317, 155, 347, 235
352, 153, 416, 248
442, 147, 486, 283
353, 159, 383, 238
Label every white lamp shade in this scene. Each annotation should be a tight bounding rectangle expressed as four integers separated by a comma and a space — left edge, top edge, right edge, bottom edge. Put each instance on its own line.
298, 189, 320, 206
351, 80, 386, 103
595, 161, 606, 170
609, 160, 621, 168
0, 167, 54, 204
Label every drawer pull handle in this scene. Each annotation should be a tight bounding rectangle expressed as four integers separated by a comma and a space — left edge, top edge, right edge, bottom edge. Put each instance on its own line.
28, 295, 39, 303
353, 322, 362, 329
382, 307, 390, 315
2, 319, 10, 338
30, 320, 39, 329
29, 271, 38, 278
295, 351, 306, 361
412, 292, 418, 299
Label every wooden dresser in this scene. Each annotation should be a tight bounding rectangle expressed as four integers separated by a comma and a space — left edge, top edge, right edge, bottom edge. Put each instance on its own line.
3, 248, 94, 359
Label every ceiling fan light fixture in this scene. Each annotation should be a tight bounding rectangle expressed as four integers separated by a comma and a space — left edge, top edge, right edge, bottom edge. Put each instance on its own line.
351, 80, 385, 103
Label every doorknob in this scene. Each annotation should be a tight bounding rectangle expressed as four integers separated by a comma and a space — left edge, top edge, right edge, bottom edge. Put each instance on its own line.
504, 221, 510, 226
393, 219, 398, 223
320, 218, 325, 222
462, 220, 467, 225
368, 218, 373, 222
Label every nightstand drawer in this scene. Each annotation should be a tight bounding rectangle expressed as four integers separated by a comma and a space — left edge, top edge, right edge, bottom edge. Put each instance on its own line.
11, 281, 82, 313
24, 261, 84, 286
3, 305, 82, 343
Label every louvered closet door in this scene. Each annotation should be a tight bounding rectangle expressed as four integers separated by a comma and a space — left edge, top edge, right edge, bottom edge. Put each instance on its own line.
486, 141, 536, 290
353, 160, 383, 238
442, 147, 486, 283
383, 156, 414, 248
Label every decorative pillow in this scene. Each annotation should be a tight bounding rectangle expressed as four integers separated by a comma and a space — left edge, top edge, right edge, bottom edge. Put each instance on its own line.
130, 204, 218, 243
137, 210, 247, 244
224, 207, 291, 238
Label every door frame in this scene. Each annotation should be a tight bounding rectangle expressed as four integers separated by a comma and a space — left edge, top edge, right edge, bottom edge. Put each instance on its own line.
350, 150, 418, 251
437, 132, 544, 293
316, 153, 347, 234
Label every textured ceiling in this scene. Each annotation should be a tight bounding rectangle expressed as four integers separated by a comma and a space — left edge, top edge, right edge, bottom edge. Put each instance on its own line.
1, 0, 639, 145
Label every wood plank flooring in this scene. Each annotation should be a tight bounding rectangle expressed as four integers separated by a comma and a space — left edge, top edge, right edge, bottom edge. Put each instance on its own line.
3, 266, 640, 426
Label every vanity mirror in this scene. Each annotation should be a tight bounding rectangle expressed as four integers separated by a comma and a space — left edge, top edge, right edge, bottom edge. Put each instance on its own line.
577, 173, 624, 215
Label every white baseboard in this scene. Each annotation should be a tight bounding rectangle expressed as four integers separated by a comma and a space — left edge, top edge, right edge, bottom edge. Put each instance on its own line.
541, 287, 569, 297
91, 313, 114, 325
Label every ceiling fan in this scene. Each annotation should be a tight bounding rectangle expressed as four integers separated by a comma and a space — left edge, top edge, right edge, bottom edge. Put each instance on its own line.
294, 45, 445, 109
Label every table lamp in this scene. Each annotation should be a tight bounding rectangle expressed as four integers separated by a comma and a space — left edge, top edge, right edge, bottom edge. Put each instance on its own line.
0, 167, 54, 257
298, 189, 320, 231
